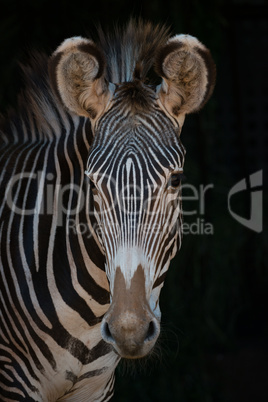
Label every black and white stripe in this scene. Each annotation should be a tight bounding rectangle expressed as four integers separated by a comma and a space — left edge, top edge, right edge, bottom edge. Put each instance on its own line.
0, 18, 214, 401
0, 92, 119, 400
86, 98, 185, 298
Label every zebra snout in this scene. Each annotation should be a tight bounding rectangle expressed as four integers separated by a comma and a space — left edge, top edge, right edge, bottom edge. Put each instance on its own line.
101, 313, 160, 359
101, 266, 161, 358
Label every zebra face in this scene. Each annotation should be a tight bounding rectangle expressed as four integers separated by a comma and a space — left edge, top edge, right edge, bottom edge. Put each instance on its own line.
50, 30, 215, 359
85, 105, 185, 358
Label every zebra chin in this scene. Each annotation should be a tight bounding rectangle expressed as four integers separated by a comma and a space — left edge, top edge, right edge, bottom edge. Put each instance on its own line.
100, 266, 161, 359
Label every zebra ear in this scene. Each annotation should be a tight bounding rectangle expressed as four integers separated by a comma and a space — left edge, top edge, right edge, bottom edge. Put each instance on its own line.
49, 37, 114, 119
155, 35, 216, 120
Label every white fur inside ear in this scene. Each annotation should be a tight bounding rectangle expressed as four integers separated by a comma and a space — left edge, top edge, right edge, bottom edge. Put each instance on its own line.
157, 32, 213, 117
50, 35, 114, 120
168, 34, 206, 51
53, 36, 92, 55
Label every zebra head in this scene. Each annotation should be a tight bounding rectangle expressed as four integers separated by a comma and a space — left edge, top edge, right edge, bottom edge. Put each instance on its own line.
50, 26, 215, 359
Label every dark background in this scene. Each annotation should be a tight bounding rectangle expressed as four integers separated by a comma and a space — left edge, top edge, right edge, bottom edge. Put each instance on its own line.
0, 0, 267, 401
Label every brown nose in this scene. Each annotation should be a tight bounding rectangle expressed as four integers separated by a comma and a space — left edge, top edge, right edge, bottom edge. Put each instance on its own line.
101, 266, 160, 359
101, 311, 160, 359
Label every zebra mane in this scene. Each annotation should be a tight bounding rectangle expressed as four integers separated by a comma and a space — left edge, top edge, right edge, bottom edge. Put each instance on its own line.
0, 52, 70, 143
97, 19, 170, 84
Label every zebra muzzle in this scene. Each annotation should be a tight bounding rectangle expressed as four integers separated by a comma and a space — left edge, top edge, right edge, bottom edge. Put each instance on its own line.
101, 266, 160, 359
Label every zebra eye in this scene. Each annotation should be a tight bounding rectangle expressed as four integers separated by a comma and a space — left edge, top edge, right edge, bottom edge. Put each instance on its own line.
168, 173, 184, 188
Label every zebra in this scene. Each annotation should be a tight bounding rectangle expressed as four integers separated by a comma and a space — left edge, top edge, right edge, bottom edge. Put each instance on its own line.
0, 20, 215, 401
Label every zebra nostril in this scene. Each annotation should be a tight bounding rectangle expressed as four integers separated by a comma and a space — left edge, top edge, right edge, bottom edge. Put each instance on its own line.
101, 320, 115, 344
145, 319, 159, 342
101, 315, 160, 351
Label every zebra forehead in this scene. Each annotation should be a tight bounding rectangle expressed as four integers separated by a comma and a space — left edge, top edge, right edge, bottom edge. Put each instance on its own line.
112, 81, 157, 113
93, 103, 181, 144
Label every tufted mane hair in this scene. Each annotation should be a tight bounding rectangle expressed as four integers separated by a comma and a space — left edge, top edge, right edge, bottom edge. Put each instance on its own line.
97, 19, 170, 84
